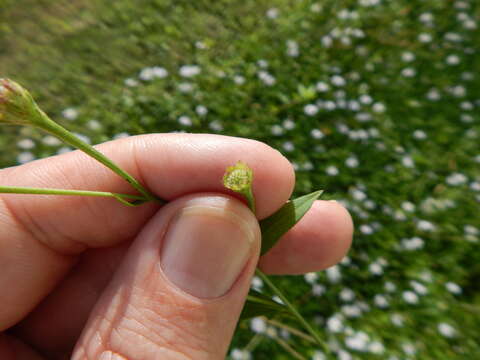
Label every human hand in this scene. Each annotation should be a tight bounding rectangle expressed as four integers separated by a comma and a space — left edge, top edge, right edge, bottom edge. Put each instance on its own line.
0, 134, 353, 359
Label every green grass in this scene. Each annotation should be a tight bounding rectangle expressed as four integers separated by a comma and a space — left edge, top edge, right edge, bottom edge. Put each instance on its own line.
1, 0, 479, 358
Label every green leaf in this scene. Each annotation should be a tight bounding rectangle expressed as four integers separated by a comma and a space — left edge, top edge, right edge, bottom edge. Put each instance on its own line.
260, 190, 323, 255
240, 289, 289, 320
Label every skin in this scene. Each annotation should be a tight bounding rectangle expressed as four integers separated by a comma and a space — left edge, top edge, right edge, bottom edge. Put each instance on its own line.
0, 134, 353, 359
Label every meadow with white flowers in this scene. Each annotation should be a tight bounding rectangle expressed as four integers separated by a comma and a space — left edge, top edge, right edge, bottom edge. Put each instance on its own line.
1, 0, 479, 358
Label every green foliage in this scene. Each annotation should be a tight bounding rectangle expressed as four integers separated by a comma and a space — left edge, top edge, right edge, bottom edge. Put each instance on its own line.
1, 0, 479, 359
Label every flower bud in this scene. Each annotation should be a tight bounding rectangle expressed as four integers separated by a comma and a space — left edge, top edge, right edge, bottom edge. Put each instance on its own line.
0, 78, 47, 127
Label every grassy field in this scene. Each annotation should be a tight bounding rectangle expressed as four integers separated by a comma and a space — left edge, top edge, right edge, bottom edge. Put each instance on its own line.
1, 0, 479, 358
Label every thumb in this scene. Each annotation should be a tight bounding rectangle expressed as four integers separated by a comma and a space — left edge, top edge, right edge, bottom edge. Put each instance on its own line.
72, 193, 261, 360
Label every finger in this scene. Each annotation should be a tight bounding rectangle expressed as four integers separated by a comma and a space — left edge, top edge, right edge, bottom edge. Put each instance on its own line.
0, 134, 294, 330
73, 194, 261, 360
14, 201, 353, 356
258, 200, 353, 274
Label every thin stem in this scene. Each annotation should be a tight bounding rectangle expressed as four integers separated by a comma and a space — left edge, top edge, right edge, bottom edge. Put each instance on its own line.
265, 318, 316, 344
244, 333, 263, 352
271, 335, 307, 360
255, 269, 331, 355
0, 185, 146, 206
36, 110, 163, 203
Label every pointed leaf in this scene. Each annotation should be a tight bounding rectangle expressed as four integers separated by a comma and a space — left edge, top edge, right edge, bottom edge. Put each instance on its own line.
260, 190, 323, 255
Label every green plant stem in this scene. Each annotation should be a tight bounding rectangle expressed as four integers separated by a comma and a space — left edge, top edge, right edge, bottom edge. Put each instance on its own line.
265, 318, 316, 344
255, 269, 331, 356
35, 109, 163, 203
271, 335, 307, 360
0, 186, 146, 206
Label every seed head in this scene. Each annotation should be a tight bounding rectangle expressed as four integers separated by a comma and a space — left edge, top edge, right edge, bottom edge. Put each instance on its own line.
0, 78, 46, 127
223, 161, 253, 192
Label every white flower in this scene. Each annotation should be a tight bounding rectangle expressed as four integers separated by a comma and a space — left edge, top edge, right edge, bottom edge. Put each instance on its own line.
233, 75, 245, 85
402, 343, 416, 355
338, 350, 352, 360
304, 104, 319, 116
445, 282, 462, 294
410, 281, 428, 295
326, 165, 339, 176
282, 141, 294, 152
312, 284, 326, 296
446, 172, 468, 186
17, 151, 35, 164
266, 8, 279, 19
401, 237, 424, 250
316, 81, 330, 92
402, 156, 415, 168
401, 52, 415, 62
312, 351, 326, 360
209, 120, 223, 132
257, 71, 276, 86
17, 138, 35, 150
310, 128, 324, 139
345, 156, 359, 168
178, 82, 193, 92
339, 288, 355, 302
417, 219, 436, 231
124, 78, 139, 87
87, 119, 102, 130
152, 66, 168, 78
446, 54, 460, 65
426, 88, 441, 101
342, 304, 362, 318
438, 323, 456, 338
304, 272, 319, 284
359, 94, 372, 104
42, 135, 61, 146
419, 12, 434, 23
179, 65, 201, 77
401, 68, 416, 77
402, 290, 419, 304
413, 129, 427, 139
374, 294, 389, 308
351, 188, 367, 201
418, 33, 433, 43
331, 75, 346, 86
250, 317, 267, 333
391, 313, 404, 326
178, 115, 192, 126
283, 119, 295, 130
369, 341, 385, 354
286, 40, 299, 57
321, 35, 333, 47
230, 348, 250, 360
360, 224, 374, 235
401, 201, 416, 212
195, 105, 208, 116
326, 265, 342, 283
327, 314, 344, 333
345, 331, 369, 351
271, 124, 284, 136
372, 102, 386, 113
62, 108, 78, 120
369, 262, 383, 275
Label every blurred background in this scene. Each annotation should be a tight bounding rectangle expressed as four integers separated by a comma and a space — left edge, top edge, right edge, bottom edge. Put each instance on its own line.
1, 0, 479, 358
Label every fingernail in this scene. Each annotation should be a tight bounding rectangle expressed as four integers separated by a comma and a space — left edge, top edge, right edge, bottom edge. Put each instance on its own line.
160, 200, 256, 298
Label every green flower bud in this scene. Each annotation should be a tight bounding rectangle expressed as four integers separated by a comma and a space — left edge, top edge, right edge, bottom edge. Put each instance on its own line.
0, 78, 47, 127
